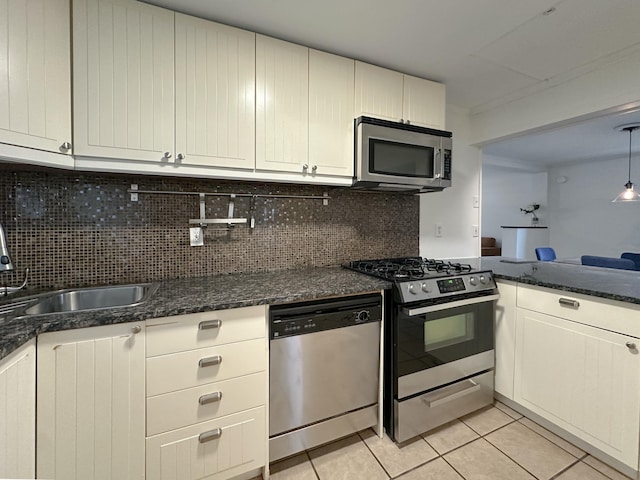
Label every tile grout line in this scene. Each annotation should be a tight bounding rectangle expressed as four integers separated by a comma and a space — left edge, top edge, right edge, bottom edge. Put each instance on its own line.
357, 430, 393, 479
304, 450, 322, 480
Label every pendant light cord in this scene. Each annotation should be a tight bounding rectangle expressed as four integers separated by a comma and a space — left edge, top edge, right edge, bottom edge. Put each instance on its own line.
629, 127, 633, 183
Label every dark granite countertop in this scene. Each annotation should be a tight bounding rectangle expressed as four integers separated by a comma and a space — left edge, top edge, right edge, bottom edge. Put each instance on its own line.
475, 257, 640, 305
0, 267, 391, 361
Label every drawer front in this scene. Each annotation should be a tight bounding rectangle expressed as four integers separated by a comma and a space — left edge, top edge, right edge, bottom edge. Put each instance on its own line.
146, 305, 266, 357
517, 285, 640, 337
146, 406, 266, 480
147, 338, 266, 396
147, 372, 266, 436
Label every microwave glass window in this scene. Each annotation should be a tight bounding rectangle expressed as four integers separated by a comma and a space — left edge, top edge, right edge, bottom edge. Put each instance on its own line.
423, 313, 474, 352
370, 139, 434, 178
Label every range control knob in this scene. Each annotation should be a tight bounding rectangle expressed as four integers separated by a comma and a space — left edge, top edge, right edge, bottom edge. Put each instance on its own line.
408, 283, 417, 294
356, 310, 370, 323
469, 276, 477, 286
479, 275, 488, 284
421, 282, 430, 293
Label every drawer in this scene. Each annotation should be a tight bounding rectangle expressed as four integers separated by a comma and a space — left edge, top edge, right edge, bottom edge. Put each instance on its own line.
146, 305, 266, 357
147, 338, 266, 396
517, 285, 640, 338
147, 371, 266, 436
146, 406, 266, 480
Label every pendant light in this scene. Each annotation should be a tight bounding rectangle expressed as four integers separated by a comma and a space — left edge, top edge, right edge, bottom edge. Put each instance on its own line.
613, 124, 640, 202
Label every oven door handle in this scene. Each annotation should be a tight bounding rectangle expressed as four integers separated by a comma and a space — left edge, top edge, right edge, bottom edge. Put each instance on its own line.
402, 293, 500, 316
422, 380, 481, 408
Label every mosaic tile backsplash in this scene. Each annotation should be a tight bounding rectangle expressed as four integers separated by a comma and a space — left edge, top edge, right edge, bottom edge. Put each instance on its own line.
0, 167, 419, 291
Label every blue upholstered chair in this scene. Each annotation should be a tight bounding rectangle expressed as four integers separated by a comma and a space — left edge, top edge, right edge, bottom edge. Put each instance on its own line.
621, 252, 640, 270
535, 247, 556, 261
581, 255, 636, 270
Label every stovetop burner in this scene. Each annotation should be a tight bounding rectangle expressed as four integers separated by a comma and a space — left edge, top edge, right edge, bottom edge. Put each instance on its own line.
345, 257, 496, 304
347, 257, 473, 281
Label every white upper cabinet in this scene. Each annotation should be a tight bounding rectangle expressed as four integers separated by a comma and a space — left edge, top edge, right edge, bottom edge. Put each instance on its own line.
73, 0, 175, 162
0, 0, 72, 164
355, 62, 404, 122
174, 14, 255, 170
402, 74, 446, 130
308, 49, 355, 177
256, 34, 309, 174
355, 61, 446, 130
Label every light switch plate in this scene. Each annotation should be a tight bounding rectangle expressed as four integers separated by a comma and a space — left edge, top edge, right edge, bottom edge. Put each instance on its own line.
190, 227, 204, 246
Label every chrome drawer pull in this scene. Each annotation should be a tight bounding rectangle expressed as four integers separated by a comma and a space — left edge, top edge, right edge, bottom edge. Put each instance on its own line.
199, 319, 222, 330
199, 391, 222, 405
199, 355, 222, 368
626, 341, 637, 350
198, 428, 222, 443
558, 298, 580, 308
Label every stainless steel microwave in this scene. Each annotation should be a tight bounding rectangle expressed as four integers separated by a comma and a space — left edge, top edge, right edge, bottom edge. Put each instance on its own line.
352, 116, 452, 193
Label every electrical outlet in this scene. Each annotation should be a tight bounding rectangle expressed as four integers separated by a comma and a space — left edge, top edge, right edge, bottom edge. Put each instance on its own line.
473, 195, 479, 208
435, 223, 443, 237
190, 227, 204, 247
472, 225, 479, 237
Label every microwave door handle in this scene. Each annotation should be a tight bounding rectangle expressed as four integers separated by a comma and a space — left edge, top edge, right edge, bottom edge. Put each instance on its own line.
402, 294, 501, 316
434, 147, 442, 181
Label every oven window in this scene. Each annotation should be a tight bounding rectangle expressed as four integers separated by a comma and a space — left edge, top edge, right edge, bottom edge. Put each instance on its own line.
424, 313, 474, 352
370, 139, 434, 178
396, 300, 494, 378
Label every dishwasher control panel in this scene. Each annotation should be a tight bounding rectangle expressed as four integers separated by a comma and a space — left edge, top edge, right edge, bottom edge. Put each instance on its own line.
270, 293, 382, 339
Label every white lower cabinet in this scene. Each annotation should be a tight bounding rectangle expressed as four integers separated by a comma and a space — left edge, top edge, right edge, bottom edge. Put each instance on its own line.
513, 285, 640, 472
146, 406, 266, 480
0, 339, 36, 480
145, 305, 268, 480
36, 322, 145, 480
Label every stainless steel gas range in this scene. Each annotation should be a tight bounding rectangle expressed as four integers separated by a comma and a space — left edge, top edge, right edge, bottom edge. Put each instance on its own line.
345, 257, 499, 443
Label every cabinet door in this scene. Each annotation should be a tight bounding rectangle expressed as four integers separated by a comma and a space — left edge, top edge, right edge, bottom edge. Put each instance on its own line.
308, 49, 354, 177
514, 308, 640, 470
0, 340, 35, 479
494, 280, 517, 399
354, 61, 403, 122
402, 74, 446, 130
175, 14, 255, 169
256, 35, 308, 173
73, 0, 174, 162
0, 0, 71, 156
37, 323, 145, 480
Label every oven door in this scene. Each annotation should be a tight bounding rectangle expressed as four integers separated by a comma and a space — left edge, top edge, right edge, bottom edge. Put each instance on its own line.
395, 293, 498, 399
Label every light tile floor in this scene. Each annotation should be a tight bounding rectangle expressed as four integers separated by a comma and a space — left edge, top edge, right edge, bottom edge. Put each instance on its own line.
265, 403, 632, 480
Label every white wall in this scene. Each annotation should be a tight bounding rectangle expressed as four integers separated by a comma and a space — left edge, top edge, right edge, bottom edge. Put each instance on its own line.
419, 104, 481, 259
468, 49, 640, 146
548, 158, 640, 258
481, 159, 548, 247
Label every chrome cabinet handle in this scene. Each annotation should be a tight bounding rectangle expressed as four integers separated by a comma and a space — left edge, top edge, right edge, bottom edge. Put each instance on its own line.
198, 428, 222, 443
302, 164, 309, 170
558, 298, 580, 308
199, 355, 222, 368
131, 325, 142, 334
60, 142, 72, 151
311, 165, 317, 172
176, 153, 184, 160
164, 151, 172, 159
626, 341, 637, 350
199, 391, 222, 405
199, 319, 222, 330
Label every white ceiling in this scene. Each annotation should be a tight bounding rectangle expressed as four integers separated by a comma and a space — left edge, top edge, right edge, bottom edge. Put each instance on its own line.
142, 0, 640, 165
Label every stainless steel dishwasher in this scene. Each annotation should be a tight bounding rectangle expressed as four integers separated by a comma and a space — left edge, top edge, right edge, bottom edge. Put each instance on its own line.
269, 293, 382, 462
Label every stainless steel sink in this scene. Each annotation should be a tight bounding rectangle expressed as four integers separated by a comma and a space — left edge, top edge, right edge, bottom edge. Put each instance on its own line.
24, 283, 159, 315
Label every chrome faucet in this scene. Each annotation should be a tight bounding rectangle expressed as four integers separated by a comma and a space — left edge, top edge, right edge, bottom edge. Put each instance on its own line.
0, 222, 28, 296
